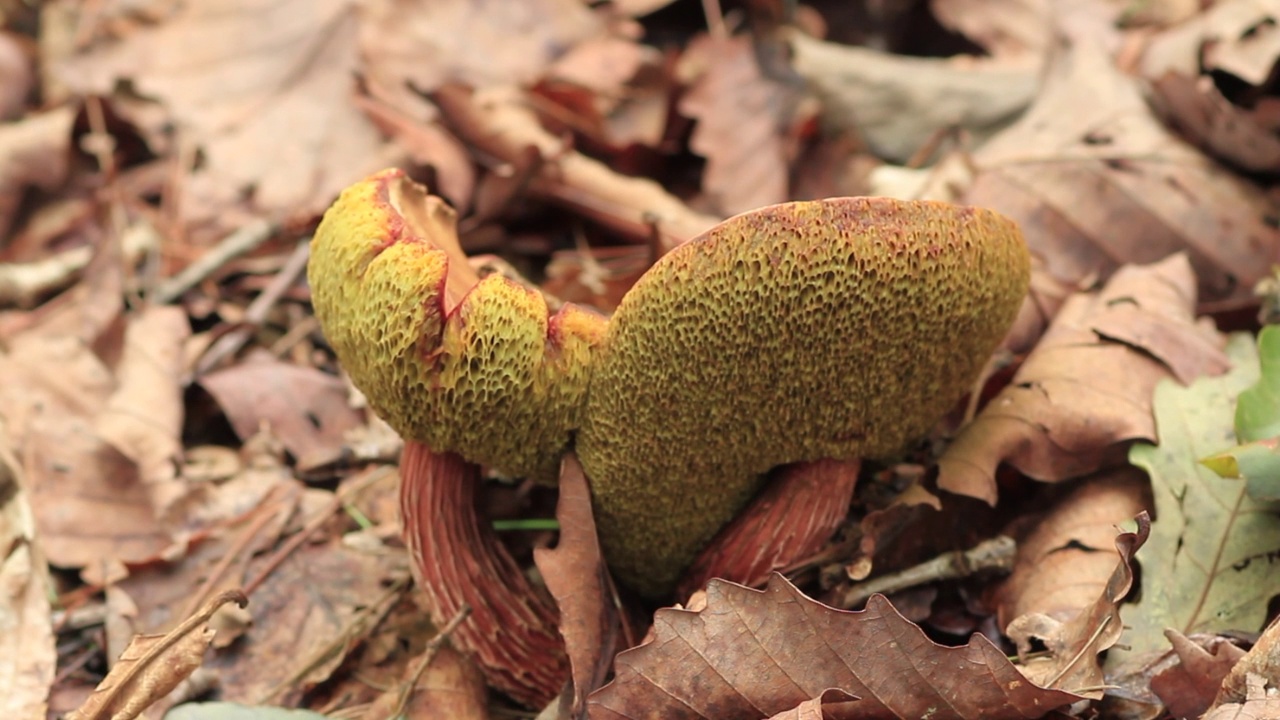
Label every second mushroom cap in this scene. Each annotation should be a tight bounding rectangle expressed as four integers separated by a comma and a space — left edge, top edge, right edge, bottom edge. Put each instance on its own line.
577, 198, 1030, 595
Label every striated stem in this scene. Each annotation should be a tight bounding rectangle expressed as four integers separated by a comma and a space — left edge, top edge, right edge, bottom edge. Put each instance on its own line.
678, 457, 861, 599
399, 440, 568, 707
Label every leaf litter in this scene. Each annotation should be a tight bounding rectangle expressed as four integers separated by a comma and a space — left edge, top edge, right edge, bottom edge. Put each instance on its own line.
2, 1, 1280, 719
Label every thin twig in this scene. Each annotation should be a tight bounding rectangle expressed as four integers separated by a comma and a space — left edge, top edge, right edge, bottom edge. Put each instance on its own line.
189, 238, 310, 378
153, 218, 276, 304
241, 466, 395, 596
384, 605, 474, 720
831, 535, 1017, 609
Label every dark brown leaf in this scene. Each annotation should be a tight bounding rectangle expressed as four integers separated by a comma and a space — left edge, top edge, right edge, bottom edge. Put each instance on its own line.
588, 576, 1083, 719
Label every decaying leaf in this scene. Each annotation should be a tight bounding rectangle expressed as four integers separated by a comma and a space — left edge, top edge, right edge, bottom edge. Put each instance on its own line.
994, 469, 1150, 628
1218, 614, 1280, 707
965, 31, 1280, 311
588, 575, 1084, 719
1119, 333, 1280, 674
0, 419, 56, 720
1149, 631, 1247, 720
1004, 512, 1148, 696
68, 591, 247, 720
939, 254, 1228, 503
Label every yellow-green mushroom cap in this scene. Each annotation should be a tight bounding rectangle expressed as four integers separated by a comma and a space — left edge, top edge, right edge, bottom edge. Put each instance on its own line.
578, 198, 1030, 596
307, 169, 606, 481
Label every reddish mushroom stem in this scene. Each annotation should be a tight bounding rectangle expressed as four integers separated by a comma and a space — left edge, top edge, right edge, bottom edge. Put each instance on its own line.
677, 457, 861, 599
399, 439, 568, 706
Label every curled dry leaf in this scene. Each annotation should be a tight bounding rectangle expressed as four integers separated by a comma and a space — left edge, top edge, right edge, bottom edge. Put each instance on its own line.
1218, 614, 1280, 706
994, 469, 1150, 628
965, 31, 1280, 311
1203, 673, 1280, 720
68, 590, 247, 720
939, 253, 1229, 504
588, 576, 1083, 719
1149, 72, 1280, 174
1004, 512, 1149, 696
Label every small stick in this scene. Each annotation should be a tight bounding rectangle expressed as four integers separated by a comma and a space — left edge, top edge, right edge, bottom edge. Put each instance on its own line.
190, 238, 309, 378
831, 535, 1017, 610
153, 218, 275, 304
384, 605, 474, 720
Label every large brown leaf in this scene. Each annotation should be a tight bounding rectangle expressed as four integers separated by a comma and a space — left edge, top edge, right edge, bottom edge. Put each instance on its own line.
963, 30, 1280, 311
587, 576, 1083, 720
938, 254, 1228, 503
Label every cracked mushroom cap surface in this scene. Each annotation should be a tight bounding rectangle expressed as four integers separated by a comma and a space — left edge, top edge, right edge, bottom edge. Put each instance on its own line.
578, 198, 1030, 595
307, 169, 606, 482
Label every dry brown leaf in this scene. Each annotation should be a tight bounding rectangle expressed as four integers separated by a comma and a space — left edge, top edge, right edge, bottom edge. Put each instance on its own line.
1205, 673, 1280, 720
1150, 72, 1280, 174
198, 356, 363, 472
789, 31, 1039, 163
197, 503, 405, 706
1004, 513, 1148, 696
965, 31, 1280, 311
534, 453, 621, 718
766, 689, 860, 720
939, 254, 1228, 504
358, 0, 601, 96
360, 644, 488, 720
994, 469, 1150, 628
436, 84, 720, 251
588, 576, 1084, 719
0, 420, 56, 720
0, 31, 33, 120
1150, 631, 1247, 719
0, 106, 73, 242
678, 34, 796, 215
94, 306, 190, 516
1218, 616, 1280, 707
50, 0, 401, 235
1142, 0, 1280, 85
69, 591, 247, 720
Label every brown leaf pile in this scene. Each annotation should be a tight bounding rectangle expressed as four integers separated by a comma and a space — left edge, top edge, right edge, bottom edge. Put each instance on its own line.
2, 1, 1280, 719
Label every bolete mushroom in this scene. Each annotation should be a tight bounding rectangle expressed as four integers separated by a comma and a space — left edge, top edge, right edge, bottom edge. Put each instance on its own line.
307, 169, 1030, 704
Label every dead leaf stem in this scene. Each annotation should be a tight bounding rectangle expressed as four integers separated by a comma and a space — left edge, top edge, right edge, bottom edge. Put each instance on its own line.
832, 534, 1017, 609
383, 604, 473, 720
153, 218, 275, 304
190, 238, 310, 378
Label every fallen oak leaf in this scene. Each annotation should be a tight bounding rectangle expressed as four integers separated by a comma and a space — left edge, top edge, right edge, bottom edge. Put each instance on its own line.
533, 453, 624, 717
939, 253, 1228, 504
68, 590, 248, 720
587, 575, 1084, 720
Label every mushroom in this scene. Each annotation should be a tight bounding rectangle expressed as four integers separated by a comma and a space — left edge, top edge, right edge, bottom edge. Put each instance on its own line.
307, 169, 1030, 704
